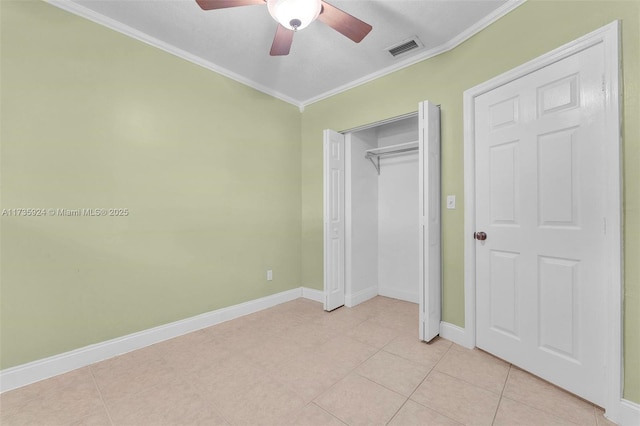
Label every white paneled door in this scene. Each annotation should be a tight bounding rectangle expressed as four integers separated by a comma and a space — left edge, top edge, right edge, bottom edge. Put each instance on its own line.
323, 129, 346, 311
474, 42, 608, 405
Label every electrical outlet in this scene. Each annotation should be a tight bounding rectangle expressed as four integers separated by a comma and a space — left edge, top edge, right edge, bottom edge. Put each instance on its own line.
267, 270, 273, 281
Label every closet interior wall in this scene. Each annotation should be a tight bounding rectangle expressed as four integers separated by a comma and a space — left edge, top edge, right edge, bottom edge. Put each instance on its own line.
346, 116, 420, 306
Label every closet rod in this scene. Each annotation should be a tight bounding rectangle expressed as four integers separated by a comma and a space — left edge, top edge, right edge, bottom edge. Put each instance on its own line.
365, 141, 418, 157
364, 142, 419, 175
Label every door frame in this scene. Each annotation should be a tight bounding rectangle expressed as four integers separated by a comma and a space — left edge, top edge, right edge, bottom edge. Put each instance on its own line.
324, 115, 418, 310
323, 104, 441, 341
462, 21, 624, 418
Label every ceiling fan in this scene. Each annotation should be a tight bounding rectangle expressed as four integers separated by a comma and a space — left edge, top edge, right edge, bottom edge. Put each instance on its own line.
195, 0, 373, 56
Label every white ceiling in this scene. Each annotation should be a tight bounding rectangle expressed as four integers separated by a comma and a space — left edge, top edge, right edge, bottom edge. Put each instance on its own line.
49, 0, 525, 108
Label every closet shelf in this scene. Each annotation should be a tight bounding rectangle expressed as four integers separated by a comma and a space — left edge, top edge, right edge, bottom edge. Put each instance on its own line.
364, 141, 419, 175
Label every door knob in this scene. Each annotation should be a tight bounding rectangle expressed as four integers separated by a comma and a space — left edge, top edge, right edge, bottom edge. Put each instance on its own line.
474, 232, 487, 241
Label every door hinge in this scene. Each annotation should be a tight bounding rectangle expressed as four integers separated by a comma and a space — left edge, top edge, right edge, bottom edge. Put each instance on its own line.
601, 74, 606, 93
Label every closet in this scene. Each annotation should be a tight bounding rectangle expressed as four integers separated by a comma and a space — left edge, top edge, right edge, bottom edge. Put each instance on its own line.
323, 100, 441, 342
347, 116, 420, 305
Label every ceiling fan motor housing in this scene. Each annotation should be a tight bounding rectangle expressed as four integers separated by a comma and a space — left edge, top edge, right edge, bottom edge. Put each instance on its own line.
195, 0, 373, 56
267, 0, 322, 30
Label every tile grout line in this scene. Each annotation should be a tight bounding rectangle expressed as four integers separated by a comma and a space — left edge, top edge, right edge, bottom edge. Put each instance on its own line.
88, 365, 116, 426
311, 337, 384, 406
3, 298, 433, 425
430, 364, 507, 398
496, 367, 592, 426
246, 308, 383, 424
410, 339, 455, 393
591, 404, 603, 426
490, 363, 513, 425
318, 316, 451, 424
401, 396, 465, 426
385, 397, 411, 426
356, 340, 444, 392
324, 327, 416, 424
310, 401, 349, 425
396, 340, 465, 425
378, 333, 448, 367
309, 329, 411, 423
497, 394, 585, 425
373, 337, 453, 424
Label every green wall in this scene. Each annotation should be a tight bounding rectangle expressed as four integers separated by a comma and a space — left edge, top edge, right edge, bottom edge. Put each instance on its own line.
0, 0, 301, 369
300, 1, 639, 402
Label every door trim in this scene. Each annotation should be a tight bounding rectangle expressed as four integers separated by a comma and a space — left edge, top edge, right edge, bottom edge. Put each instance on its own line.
463, 21, 623, 418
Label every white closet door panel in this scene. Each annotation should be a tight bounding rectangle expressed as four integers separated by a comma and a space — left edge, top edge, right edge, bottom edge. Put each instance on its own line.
419, 101, 441, 342
324, 129, 346, 311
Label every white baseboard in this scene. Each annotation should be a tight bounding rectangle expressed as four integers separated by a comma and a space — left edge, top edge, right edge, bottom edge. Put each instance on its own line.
7, 287, 635, 423
1, 287, 309, 393
301, 287, 324, 303
608, 398, 640, 426
378, 287, 419, 304
346, 286, 378, 307
439, 321, 474, 348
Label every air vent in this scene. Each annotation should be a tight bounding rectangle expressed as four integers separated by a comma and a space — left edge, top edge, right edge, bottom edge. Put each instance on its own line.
386, 37, 423, 58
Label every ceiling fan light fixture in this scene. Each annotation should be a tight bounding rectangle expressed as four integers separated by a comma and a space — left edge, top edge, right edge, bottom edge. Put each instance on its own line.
267, 0, 321, 31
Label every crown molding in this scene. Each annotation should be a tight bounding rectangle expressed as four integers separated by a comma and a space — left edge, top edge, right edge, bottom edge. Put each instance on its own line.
300, 0, 527, 108
45, 0, 304, 109
45, 0, 526, 110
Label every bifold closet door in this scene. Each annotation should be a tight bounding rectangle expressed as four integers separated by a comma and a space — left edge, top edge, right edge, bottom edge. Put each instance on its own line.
323, 129, 346, 311
419, 101, 441, 342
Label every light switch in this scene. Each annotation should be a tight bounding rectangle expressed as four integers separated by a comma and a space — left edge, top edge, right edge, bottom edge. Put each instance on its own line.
447, 195, 456, 209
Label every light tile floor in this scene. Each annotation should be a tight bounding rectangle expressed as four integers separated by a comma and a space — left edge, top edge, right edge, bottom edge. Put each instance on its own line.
0, 296, 616, 425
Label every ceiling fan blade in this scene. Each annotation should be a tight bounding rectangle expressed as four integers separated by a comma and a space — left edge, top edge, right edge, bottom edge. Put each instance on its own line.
318, 1, 372, 43
270, 24, 294, 56
195, 0, 264, 11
